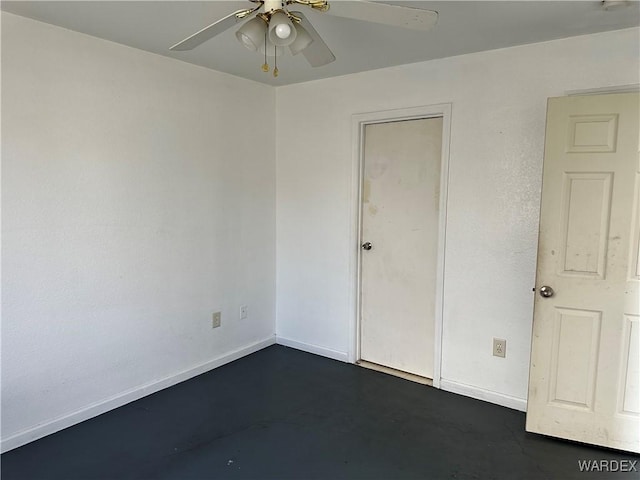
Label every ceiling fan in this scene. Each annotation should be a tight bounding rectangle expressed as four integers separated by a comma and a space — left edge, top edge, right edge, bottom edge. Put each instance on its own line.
170, 0, 438, 77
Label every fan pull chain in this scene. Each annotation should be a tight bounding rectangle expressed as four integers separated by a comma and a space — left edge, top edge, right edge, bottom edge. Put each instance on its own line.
261, 29, 269, 72
273, 43, 279, 78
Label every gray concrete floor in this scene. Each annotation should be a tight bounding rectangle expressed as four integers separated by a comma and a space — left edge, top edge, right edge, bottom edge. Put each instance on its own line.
2, 345, 637, 479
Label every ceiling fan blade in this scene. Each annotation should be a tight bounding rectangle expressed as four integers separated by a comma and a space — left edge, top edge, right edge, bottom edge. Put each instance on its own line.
170, 9, 250, 51
291, 11, 336, 67
326, 1, 438, 31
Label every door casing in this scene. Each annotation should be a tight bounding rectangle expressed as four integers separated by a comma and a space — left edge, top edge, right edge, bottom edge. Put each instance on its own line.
348, 104, 452, 388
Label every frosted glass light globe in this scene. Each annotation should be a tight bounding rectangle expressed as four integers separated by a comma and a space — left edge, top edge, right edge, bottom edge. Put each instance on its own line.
275, 23, 291, 39
239, 34, 254, 48
268, 11, 297, 47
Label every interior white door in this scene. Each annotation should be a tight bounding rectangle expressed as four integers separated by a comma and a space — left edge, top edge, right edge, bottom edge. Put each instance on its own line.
526, 93, 640, 453
360, 117, 442, 378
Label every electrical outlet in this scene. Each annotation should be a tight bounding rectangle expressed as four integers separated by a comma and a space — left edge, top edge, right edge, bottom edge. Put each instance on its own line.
212, 312, 221, 329
240, 305, 248, 320
493, 338, 506, 358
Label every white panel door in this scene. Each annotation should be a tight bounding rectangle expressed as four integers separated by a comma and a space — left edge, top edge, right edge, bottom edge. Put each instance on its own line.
360, 117, 442, 378
527, 93, 640, 453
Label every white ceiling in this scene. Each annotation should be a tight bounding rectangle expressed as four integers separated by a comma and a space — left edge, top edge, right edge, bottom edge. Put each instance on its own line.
2, 1, 639, 86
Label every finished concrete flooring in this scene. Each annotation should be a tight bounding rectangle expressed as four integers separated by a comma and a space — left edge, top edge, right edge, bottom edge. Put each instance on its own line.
2, 345, 637, 479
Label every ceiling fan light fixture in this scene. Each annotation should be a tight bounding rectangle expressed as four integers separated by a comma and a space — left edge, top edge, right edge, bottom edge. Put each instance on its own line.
171, 0, 438, 77
235, 16, 267, 51
268, 10, 297, 46
289, 22, 314, 55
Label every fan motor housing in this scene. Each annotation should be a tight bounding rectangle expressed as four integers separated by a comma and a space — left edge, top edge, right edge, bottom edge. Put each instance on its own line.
264, 0, 285, 13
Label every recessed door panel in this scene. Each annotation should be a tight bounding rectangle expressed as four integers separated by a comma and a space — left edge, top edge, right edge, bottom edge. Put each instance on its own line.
549, 308, 601, 409
629, 174, 640, 281
559, 173, 612, 278
566, 114, 618, 153
621, 315, 640, 416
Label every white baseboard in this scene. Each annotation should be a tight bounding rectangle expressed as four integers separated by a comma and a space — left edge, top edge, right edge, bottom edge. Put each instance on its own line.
275, 336, 349, 362
440, 379, 528, 412
1, 336, 276, 453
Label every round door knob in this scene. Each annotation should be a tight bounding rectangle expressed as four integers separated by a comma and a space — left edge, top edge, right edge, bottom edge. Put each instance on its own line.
361, 242, 373, 251
539, 286, 555, 298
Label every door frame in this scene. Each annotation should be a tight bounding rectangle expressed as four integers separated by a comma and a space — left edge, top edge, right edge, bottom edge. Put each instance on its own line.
347, 104, 452, 388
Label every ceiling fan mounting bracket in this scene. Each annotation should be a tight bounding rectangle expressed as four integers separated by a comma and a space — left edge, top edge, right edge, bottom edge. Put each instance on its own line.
256, 12, 270, 23
245, 0, 328, 13
288, 0, 330, 12
235, 6, 262, 20
288, 12, 302, 24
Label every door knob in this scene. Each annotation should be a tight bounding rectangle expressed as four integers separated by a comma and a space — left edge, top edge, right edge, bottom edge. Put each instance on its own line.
361, 242, 373, 251
539, 286, 555, 298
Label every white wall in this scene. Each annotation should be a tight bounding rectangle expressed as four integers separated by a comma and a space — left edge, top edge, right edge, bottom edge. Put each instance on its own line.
1, 12, 276, 449
2, 10, 639, 451
275, 28, 640, 408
